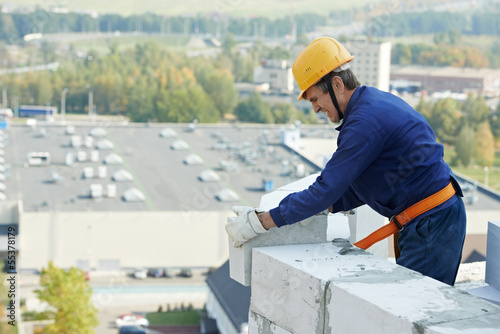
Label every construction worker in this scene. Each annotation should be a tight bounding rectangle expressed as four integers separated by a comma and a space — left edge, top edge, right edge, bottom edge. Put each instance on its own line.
225, 37, 466, 286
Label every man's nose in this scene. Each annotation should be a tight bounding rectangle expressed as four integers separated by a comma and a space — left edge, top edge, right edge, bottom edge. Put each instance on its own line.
313, 104, 321, 113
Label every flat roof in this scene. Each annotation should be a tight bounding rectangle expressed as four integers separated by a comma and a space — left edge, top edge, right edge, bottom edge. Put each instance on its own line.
4, 123, 324, 212
3, 121, 497, 213
391, 65, 500, 79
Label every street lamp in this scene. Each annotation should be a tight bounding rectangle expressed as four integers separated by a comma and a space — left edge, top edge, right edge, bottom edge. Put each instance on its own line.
61, 88, 69, 123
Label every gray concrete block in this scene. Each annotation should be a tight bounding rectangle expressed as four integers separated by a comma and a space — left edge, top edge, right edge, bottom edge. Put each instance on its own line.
486, 221, 500, 291
228, 215, 328, 286
250, 241, 500, 334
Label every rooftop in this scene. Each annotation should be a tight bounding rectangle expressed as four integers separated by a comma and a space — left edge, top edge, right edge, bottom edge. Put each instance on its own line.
391, 65, 500, 79
4, 122, 330, 212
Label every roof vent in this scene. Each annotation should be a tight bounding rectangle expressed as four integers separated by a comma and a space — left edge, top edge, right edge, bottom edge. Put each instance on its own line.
183, 154, 203, 165
171, 140, 189, 150
198, 169, 220, 182
90, 127, 107, 138
103, 153, 123, 165
107, 184, 117, 198
71, 136, 82, 148
82, 167, 94, 179
89, 184, 103, 198
65, 125, 75, 135
112, 169, 133, 182
122, 188, 145, 202
159, 128, 176, 138
96, 139, 114, 150
215, 188, 239, 202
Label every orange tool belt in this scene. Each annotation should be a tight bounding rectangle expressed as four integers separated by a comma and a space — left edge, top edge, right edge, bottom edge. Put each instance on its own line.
353, 182, 456, 250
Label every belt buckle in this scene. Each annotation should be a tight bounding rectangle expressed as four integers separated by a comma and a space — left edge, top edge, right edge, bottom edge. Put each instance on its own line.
391, 215, 403, 231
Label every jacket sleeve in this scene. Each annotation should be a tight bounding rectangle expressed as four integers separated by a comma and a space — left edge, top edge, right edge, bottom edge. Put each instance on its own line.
270, 118, 384, 227
331, 186, 365, 213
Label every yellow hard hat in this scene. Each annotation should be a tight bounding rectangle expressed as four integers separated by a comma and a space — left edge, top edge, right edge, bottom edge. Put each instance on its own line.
292, 37, 354, 101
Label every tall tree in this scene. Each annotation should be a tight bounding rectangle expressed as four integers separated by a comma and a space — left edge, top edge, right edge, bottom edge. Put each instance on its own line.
234, 92, 273, 123
490, 107, 500, 141
454, 125, 475, 167
271, 103, 307, 124
35, 261, 98, 334
429, 98, 461, 144
475, 121, 495, 167
461, 94, 490, 130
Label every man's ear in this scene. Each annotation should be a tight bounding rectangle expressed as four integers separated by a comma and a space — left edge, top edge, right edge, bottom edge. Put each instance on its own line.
332, 76, 345, 94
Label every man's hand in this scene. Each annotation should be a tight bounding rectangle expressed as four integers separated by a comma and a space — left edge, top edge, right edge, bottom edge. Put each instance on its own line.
299, 207, 331, 226
225, 206, 268, 247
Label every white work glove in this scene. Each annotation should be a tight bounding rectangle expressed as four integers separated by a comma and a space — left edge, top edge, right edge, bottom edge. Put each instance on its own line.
225, 206, 268, 247
299, 208, 331, 226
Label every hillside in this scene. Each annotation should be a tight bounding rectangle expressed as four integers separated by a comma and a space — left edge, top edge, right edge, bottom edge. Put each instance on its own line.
4, 0, 385, 18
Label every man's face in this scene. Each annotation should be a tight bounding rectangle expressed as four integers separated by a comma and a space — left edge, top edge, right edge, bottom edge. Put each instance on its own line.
305, 85, 340, 123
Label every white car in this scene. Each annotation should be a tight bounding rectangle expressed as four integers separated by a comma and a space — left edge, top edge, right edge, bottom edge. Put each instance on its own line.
115, 313, 149, 328
133, 269, 147, 279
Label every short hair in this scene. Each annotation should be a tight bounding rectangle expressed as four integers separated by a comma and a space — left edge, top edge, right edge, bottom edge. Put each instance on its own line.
303, 69, 361, 100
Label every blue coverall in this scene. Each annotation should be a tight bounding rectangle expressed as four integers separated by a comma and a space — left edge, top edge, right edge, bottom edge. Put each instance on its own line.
270, 86, 466, 285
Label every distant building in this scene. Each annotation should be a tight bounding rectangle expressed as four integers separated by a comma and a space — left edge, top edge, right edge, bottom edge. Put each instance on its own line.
345, 39, 392, 92
390, 65, 500, 95
253, 60, 294, 95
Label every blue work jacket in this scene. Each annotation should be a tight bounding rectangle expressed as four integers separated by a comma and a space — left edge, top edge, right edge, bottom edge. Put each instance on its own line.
270, 86, 459, 227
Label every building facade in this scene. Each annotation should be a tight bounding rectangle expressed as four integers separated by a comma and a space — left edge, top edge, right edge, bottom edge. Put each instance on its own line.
345, 39, 392, 92
390, 65, 500, 95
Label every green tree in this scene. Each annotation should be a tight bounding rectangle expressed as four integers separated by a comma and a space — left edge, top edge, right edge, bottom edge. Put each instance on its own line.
429, 98, 462, 144
454, 125, 475, 167
193, 65, 238, 118
35, 261, 98, 334
271, 103, 306, 124
126, 77, 157, 122
415, 98, 432, 121
234, 92, 273, 123
36, 72, 54, 105
155, 86, 219, 123
462, 94, 490, 129
306, 109, 320, 124
490, 107, 500, 141
475, 121, 495, 167
222, 33, 238, 57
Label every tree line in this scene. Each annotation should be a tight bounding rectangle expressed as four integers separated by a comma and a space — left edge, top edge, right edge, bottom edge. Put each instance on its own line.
0, 9, 326, 44
0, 39, 309, 124
369, 9, 500, 37
2, 6, 500, 45
416, 95, 500, 168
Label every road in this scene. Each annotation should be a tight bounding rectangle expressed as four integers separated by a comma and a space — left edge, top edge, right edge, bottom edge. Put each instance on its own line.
20, 270, 209, 334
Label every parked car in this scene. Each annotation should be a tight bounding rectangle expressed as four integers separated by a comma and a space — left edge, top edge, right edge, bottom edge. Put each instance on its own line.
179, 268, 192, 278
118, 325, 149, 333
115, 313, 149, 328
163, 268, 173, 278
133, 269, 147, 280
147, 268, 164, 278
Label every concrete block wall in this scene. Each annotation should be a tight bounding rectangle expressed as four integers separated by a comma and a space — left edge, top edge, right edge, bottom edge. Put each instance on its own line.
486, 221, 500, 290
468, 221, 500, 306
249, 240, 500, 333
228, 216, 328, 286
229, 174, 330, 286
229, 173, 389, 286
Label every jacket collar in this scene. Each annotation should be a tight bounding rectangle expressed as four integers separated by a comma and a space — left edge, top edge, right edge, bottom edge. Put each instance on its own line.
335, 86, 363, 131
